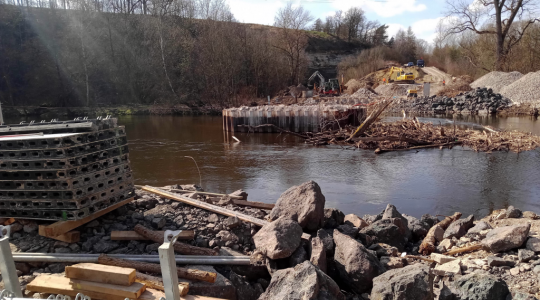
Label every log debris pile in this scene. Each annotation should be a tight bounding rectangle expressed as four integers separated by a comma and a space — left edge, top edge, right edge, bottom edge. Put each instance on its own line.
303, 119, 540, 153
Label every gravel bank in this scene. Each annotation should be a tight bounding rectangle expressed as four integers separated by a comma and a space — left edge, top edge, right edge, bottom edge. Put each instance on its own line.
471, 71, 523, 93
500, 71, 540, 104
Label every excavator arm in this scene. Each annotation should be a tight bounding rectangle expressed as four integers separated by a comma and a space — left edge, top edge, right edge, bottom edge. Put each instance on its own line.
307, 71, 325, 87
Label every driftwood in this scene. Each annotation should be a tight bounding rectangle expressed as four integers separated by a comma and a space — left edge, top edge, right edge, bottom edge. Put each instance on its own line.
135, 272, 189, 296
419, 212, 462, 255
237, 124, 309, 138
347, 99, 393, 141
133, 224, 217, 256
98, 255, 217, 283
444, 244, 483, 256
405, 255, 436, 263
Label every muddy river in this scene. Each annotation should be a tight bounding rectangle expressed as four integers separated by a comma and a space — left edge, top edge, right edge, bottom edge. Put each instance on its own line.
114, 114, 540, 218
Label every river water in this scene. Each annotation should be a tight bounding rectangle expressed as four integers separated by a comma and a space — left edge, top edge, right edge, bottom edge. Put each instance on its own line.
117, 114, 540, 219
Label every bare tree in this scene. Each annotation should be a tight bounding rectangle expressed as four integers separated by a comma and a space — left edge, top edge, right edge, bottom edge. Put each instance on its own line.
443, 0, 540, 70
273, 1, 313, 85
343, 7, 365, 42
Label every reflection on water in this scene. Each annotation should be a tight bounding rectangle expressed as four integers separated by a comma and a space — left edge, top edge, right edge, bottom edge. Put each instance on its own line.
117, 115, 540, 218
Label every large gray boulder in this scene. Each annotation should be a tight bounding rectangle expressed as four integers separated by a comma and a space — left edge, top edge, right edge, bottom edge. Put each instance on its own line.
333, 230, 385, 294
258, 261, 345, 300
453, 273, 510, 300
253, 218, 303, 259
444, 215, 475, 239
382, 204, 411, 239
360, 218, 406, 251
403, 214, 429, 241
268, 181, 326, 231
371, 264, 431, 300
482, 224, 531, 253
467, 221, 492, 236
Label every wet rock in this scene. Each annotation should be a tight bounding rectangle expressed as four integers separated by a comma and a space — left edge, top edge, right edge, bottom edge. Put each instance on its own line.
268, 181, 325, 231
310, 237, 326, 273
453, 273, 510, 300
344, 214, 368, 229
368, 243, 398, 258
336, 224, 359, 238
506, 206, 522, 218
317, 229, 334, 255
323, 208, 345, 229
151, 217, 166, 229
404, 214, 429, 241
289, 244, 308, 267
23, 222, 38, 233
229, 189, 248, 200
526, 237, 540, 253
208, 214, 220, 223
258, 261, 345, 300
224, 216, 241, 229
467, 221, 493, 236
230, 271, 260, 300
333, 230, 385, 294
487, 256, 515, 267
518, 249, 536, 262
253, 218, 303, 259
482, 224, 531, 253
360, 218, 406, 251
371, 264, 430, 300
444, 215, 475, 239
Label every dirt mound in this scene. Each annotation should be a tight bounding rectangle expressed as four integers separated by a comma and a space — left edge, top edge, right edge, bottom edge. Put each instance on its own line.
471, 71, 523, 93
500, 71, 540, 104
374, 84, 408, 97
344, 79, 363, 94
458, 75, 474, 84
437, 82, 472, 97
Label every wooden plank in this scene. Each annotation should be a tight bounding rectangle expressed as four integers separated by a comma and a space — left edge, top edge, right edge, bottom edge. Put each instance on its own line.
135, 272, 189, 296
39, 197, 134, 237
27, 275, 127, 300
70, 279, 146, 299
111, 230, 194, 241
142, 186, 268, 227
0, 122, 96, 133
232, 200, 274, 210
65, 263, 135, 286
141, 289, 228, 300
41, 231, 80, 243
170, 189, 243, 200
3, 218, 15, 225
141, 186, 311, 241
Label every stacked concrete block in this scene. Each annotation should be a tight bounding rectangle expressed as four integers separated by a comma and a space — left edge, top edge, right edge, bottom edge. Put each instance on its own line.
0, 118, 134, 220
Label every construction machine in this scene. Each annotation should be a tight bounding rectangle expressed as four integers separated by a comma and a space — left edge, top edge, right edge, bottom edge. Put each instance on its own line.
307, 71, 343, 96
388, 67, 416, 84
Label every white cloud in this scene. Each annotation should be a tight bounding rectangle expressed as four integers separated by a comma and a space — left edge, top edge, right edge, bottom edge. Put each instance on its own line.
411, 17, 442, 42
386, 23, 406, 38
329, 0, 427, 17
228, 0, 286, 24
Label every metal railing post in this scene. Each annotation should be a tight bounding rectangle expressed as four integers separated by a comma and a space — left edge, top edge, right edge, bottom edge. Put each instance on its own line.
158, 230, 183, 300
0, 226, 22, 298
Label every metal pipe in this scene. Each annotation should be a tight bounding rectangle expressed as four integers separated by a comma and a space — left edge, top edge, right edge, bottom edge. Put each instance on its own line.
12, 254, 250, 265
15, 253, 249, 260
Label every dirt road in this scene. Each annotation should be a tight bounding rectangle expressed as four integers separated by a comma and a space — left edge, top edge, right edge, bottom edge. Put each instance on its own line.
422, 67, 453, 95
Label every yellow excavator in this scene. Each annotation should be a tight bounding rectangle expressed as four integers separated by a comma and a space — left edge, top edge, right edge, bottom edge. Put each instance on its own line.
388, 67, 416, 84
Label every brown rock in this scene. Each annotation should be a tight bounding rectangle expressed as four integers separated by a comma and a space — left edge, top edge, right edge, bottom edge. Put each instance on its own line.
344, 214, 368, 229
253, 218, 303, 260
482, 224, 530, 253
310, 237, 327, 273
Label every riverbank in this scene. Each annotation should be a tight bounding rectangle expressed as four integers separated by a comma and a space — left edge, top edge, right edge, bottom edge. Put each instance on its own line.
9, 181, 540, 300
2, 105, 223, 119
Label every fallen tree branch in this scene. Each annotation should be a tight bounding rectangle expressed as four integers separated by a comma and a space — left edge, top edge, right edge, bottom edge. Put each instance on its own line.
419, 212, 462, 255
134, 224, 217, 256
444, 244, 482, 256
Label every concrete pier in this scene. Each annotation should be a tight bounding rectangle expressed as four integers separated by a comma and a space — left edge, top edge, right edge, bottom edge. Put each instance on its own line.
223, 105, 366, 133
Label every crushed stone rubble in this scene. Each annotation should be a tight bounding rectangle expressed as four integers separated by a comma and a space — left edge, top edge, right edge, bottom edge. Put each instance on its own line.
10, 181, 540, 300
471, 71, 524, 94
390, 87, 513, 114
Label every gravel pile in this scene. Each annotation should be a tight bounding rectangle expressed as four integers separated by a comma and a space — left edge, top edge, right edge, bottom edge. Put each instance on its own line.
375, 84, 408, 97
344, 79, 363, 94
471, 71, 523, 93
500, 71, 540, 104
395, 87, 512, 114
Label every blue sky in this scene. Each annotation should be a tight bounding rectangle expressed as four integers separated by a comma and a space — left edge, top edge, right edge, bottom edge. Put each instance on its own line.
227, 0, 448, 43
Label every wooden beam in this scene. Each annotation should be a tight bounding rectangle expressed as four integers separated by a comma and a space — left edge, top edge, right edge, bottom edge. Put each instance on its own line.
65, 263, 135, 286
170, 189, 244, 200
135, 272, 189, 297
39, 197, 134, 237
3, 218, 15, 225
37, 230, 80, 243
140, 289, 228, 300
98, 254, 217, 283
111, 230, 194, 241
232, 200, 274, 210
141, 186, 268, 227
27, 275, 129, 300
141, 186, 311, 240
133, 225, 216, 256
70, 279, 146, 299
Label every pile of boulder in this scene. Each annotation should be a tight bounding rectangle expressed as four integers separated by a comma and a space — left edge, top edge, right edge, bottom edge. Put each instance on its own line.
393, 87, 513, 115
9, 180, 540, 300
